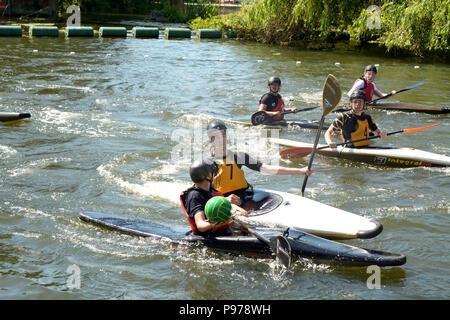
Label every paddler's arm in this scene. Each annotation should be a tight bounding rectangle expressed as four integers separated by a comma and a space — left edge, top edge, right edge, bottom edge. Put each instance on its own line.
258, 103, 281, 117
194, 211, 233, 232
259, 164, 313, 176
325, 125, 337, 149
194, 211, 215, 232
231, 204, 248, 217
373, 128, 387, 139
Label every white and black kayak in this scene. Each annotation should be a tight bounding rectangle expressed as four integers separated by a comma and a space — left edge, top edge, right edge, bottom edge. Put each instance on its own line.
238, 188, 382, 240
269, 138, 450, 168
79, 211, 406, 267
0, 112, 31, 122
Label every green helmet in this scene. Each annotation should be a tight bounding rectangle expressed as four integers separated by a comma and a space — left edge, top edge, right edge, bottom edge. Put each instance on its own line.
204, 196, 232, 224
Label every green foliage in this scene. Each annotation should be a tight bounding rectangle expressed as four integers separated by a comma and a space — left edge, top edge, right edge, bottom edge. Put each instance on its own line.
191, 0, 448, 58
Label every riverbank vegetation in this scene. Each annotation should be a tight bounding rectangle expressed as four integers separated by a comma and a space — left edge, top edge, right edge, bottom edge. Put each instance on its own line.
189, 0, 449, 60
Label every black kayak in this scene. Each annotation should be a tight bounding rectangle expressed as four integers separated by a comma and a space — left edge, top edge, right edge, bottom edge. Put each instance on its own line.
79, 211, 406, 267
0, 112, 31, 122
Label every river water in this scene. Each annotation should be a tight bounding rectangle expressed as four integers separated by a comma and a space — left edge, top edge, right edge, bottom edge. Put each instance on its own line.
0, 29, 449, 301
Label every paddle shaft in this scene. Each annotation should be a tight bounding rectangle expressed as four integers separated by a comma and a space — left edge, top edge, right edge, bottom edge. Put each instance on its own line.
301, 116, 326, 196
368, 82, 425, 105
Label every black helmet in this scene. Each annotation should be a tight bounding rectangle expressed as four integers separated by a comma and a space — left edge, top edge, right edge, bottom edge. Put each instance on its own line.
206, 120, 227, 136
268, 76, 281, 86
364, 64, 377, 73
350, 90, 367, 102
189, 158, 218, 183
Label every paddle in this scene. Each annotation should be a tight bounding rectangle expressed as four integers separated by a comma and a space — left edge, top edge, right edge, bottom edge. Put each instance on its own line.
301, 74, 342, 197
369, 81, 425, 105
235, 221, 291, 268
280, 122, 441, 159
251, 107, 317, 126
334, 82, 425, 113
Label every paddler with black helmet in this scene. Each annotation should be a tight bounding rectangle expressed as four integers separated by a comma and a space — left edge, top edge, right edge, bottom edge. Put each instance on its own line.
206, 120, 312, 207
325, 90, 387, 148
180, 158, 247, 237
347, 65, 396, 102
258, 76, 297, 122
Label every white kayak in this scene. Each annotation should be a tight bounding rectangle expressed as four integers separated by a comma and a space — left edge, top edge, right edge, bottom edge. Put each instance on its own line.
269, 137, 450, 168
238, 188, 382, 240
111, 180, 382, 240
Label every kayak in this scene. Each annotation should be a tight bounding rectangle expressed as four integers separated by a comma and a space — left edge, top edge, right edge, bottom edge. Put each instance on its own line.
0, 112, 31, 122
219, 117, 328, 131
269, 138, 450, 168
79, 211, 406, 267
238, 188, 382, 239
333, 101, 449, 114
115, 181, 383, 240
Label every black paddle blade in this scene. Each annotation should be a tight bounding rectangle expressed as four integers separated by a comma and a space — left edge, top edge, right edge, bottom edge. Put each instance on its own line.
270, 236, 291, 269
250, 111, 268, 125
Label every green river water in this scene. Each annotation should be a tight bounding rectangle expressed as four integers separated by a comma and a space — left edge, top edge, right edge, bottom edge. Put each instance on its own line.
0, 27, 449, 301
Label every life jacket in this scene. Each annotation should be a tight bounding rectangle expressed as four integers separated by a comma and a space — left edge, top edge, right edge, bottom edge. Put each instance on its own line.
259, 93, 284, 121
339, 113, 372, 147
212, 156, 249, 195
179, 186, 230, 235
354, 77, 375, 102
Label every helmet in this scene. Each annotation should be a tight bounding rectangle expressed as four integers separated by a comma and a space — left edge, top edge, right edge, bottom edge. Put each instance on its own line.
204, 196, 232, 223
364, 64, 377, 73
207, 120, 227, 132
350, 90, 367, 102
189, 158, 218, 183
268, 76, 281, 86
206, 120, 227, 137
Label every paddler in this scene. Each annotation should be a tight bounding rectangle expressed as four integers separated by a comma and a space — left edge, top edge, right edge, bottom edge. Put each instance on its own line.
206, 120, 312, 207
258, 76, 297, 121
325, 90, 387, 148
180, 158, 247, 237
347, 65, 396, 102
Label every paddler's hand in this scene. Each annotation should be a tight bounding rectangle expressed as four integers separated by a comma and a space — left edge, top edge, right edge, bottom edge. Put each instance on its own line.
287, 107, 298, 113
226, 194, 241, 206
231, 204, 248, 217
300, 167, 313, 176
379, 130, 387, 139
390, 90, 396, 95
327, 141, 337, 149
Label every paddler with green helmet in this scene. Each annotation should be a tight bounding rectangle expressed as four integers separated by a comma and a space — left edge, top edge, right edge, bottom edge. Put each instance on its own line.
180, 158, 247, 237
325, 90, 387, 148
206, 120, 313, 207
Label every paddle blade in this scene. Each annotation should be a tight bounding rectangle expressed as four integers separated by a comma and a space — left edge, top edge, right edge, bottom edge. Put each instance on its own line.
250, 111, 268, 126
270, 236, 291, 269
280, 147, 312, 159
402, 122, 440, 133
322, 74, 342, 116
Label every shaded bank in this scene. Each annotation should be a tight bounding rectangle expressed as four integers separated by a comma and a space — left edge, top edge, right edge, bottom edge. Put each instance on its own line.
188, 0, 450, 62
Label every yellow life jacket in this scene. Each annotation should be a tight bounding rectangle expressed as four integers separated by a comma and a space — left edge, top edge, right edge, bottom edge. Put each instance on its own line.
334, 112, 376, 147
213, 157, 248, 194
